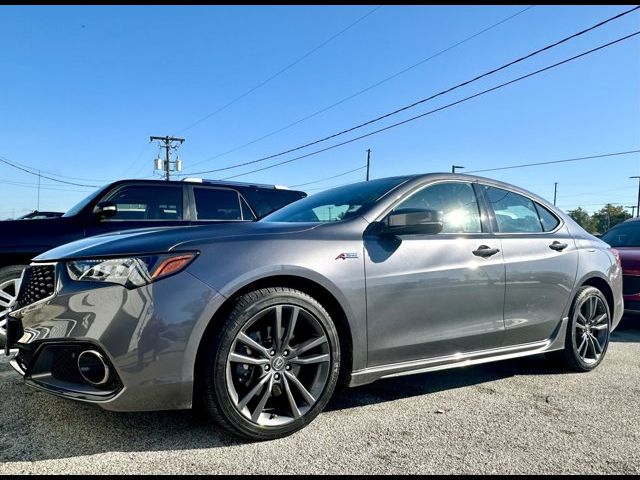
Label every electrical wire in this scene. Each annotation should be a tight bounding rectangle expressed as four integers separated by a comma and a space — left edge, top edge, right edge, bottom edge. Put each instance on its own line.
213, 32, 640, 180
184, 6, 640, 176
175, 6, 383, 135
290, 165, 367, 188
188, 5, 535, 168
0, 156, 100, 188
466, 150, 640, 174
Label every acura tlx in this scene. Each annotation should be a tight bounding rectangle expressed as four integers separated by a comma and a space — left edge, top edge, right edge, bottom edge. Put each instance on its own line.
3, 173, 623, 440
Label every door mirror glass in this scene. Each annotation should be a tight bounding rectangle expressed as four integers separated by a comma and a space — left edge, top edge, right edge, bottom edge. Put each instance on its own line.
384, 208, 444, 235
94, 201, 117, 219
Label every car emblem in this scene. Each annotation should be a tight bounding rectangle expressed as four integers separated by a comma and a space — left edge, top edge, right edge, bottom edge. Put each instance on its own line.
335, 252, 358, 260
272, 357, 286, 371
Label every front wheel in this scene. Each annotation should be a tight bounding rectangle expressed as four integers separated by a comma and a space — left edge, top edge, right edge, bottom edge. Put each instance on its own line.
557, 285, 611, 372
202, 287, 341, 440
0, 265, 27, 349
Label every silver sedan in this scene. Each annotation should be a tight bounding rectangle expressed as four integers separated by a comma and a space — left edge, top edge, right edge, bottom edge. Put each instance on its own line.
3, 173, 623, 440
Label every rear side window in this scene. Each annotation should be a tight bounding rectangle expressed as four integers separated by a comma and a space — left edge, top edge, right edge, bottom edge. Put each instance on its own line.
483, 186, 543, 233
241, 189, 305, 219
105, 185, 183, 220
194, 188, 243, 220
535, 203, 560, 232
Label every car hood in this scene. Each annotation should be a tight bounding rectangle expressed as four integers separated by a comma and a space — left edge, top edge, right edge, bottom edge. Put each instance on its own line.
616, 247, 640, 274
34, 222, 322, 261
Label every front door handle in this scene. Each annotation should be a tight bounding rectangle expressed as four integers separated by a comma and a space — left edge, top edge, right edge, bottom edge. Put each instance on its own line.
549, 241, 568, 251
472, 245, 500, 257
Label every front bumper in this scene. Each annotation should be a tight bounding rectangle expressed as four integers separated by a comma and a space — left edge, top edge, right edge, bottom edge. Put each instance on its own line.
5, 262, 225, 412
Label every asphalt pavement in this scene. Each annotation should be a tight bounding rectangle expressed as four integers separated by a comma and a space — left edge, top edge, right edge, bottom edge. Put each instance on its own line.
1, 317, 639, 474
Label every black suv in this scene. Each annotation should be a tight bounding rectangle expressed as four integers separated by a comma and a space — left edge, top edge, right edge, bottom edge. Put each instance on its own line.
0, 178, 306, 340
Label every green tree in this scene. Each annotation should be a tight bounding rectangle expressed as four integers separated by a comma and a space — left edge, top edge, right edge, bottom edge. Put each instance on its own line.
591, 204, 632, 234
568, 207, 595, 233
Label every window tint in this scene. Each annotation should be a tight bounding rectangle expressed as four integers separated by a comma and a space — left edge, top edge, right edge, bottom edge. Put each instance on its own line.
601, 223, 640, 247
105, 185, 183, 220
264, 177, 410, 223
194, 188, 242, 220
484, 186, 542, 233
393, 182, 482, 233
240, 189, 306, 219
240, 197, 256, 220
535, 203, 560, 232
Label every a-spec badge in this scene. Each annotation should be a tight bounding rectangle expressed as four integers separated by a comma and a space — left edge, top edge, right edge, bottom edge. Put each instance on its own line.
335, 252, 359, 260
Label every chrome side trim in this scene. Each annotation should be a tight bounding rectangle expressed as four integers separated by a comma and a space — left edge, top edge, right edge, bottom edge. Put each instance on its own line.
349, 318, 569, 387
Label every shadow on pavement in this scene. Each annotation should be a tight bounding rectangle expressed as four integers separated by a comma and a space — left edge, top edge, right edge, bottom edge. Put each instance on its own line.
1, 315, 638, 463
611, 313, 640, 343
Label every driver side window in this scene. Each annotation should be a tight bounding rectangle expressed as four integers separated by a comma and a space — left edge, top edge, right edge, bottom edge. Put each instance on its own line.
393, 182, 482, 233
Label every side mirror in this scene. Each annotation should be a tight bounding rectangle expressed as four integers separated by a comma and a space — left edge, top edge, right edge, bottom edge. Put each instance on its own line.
94, 201, 117, 219
382, 208, 444, 236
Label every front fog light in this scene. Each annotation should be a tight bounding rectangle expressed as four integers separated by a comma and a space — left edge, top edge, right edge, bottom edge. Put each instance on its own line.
66, 252, 197, 289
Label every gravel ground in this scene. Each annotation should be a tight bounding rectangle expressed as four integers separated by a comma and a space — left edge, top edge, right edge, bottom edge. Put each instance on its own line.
1, 317, 639, 475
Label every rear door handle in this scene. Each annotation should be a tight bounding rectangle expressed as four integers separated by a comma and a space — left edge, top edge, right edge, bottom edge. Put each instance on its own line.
472, 245, 500, 257
549, 241, 568, 251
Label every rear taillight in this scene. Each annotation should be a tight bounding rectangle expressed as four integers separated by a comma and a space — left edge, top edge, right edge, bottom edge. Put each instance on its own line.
609, 248, 621, 266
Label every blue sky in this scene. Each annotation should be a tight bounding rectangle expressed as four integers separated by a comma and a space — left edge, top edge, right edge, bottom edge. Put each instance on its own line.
1, 5, 639, 218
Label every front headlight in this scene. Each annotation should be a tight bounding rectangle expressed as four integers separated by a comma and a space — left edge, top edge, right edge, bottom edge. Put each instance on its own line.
66, 252, 197, 289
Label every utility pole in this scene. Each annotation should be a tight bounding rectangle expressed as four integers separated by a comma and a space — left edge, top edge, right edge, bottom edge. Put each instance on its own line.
37, 170, 41, 211
631, 176, 640, 217
150, 136, 185, 181
553, 182, 558, 206
452, 165, 464, 173
626, 205, 637, 217
366, 149, 371, 181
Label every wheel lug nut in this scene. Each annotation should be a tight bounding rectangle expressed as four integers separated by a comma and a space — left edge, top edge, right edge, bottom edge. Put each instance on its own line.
286, 365, 291, 371
264, 365, 270, 371
283, 350, 289, 357
274, 373, 280, 380
270, 350, 276, 356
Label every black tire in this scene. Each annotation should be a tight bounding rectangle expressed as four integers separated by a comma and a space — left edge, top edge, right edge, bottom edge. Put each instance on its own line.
555, 285, 611, 372
0, 264, 27, 349
202, 287, 341, 440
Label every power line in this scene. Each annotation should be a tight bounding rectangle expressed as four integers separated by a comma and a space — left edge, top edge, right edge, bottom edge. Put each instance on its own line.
175, 6, 382, 136
0, 155, 110, 183
290, 165, 367, 188
466, 150, 640, 174
4, 181, 94, 193
0, 156, 100, 188
183, 6, 640, 177
188, 5, 535, 169
216, 32, 640, 180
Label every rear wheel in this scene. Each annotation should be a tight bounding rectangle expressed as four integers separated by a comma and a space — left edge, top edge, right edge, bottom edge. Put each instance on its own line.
556, 285, 611, 372
0, 265, 26, 348
202, 287, 340, 440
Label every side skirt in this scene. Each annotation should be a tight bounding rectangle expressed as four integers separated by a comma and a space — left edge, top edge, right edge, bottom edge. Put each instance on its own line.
348, 317, 569, 387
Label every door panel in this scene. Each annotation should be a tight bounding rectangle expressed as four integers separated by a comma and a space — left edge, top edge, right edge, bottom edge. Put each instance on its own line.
365, 235, 505, 366
500, 226, 578, 345
364, 181, 506, 367
479, 184, 579, 345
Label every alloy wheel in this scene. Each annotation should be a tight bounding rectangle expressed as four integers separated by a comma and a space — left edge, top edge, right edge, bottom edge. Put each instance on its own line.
225, 304, 331, 427
574, 294, 610, 365
0, 276, 20, 332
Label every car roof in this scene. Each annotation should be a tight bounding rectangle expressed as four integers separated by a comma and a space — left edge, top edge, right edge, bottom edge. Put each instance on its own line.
104, 178, 305, 195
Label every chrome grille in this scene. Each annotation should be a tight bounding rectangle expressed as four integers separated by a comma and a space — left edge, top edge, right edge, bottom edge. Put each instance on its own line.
15, 264, 56, 309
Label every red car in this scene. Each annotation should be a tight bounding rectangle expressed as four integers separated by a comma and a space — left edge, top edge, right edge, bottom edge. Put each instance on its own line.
601, 218, 640, 313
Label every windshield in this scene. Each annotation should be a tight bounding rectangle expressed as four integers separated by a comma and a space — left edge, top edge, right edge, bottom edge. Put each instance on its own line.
262, 176, 412, 223
601, 222, 640, 247
62, 186, 106, 217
